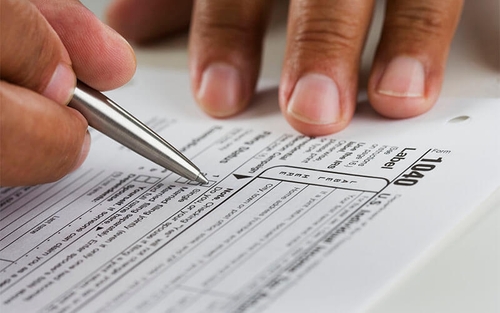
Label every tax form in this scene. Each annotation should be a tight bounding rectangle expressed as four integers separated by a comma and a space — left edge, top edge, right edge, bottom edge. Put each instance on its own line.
1, 69, 499, 313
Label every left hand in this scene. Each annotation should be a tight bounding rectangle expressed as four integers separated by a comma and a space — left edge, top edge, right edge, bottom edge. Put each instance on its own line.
106, 0, 464, 136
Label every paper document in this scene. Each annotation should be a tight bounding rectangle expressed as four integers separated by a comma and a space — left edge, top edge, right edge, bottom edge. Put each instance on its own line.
1, 69, 499, 313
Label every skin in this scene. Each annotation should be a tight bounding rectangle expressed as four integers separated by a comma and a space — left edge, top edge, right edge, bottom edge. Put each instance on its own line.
107, 0, 464, 136
0, 0, 136, 186
1, 0, 465, 186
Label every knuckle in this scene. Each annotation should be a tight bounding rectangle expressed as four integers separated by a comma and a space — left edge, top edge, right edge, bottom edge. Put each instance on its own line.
292, 16, 362, 57
195, 20, 263, 53
63, 116, 87, 158
387, 4, 451, 37
53, 132, 85, 177
43, 112, 87, 180
198, 19, 255, 39
195, 5, 266, 48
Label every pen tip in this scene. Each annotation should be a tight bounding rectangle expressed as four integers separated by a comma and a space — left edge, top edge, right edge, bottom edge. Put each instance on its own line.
196, 173, 209, 185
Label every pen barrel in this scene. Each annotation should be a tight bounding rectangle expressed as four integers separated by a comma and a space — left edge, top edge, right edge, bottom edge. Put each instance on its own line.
69, 82, 203, 182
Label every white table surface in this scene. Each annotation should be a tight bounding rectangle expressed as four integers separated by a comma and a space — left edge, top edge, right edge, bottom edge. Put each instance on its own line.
82, 1, 500, 312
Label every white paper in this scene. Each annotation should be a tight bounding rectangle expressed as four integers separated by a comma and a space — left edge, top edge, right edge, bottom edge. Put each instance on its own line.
1, 69, 499, 313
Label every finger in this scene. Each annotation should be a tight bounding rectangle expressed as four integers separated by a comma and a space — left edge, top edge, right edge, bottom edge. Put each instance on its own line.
0, 0, 75, 105
106, 0, 193, 43
280, 0, 375, 136
31, 0, 137, 91
368, 0, 464, 118
0, 81, 89, 186
189, 0, 272, 117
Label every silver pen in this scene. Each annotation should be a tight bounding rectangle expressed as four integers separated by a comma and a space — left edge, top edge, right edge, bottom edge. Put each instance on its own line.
69, 81, 209, 185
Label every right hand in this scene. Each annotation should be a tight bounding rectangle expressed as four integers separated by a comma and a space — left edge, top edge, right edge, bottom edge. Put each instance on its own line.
0, 0, 136, 186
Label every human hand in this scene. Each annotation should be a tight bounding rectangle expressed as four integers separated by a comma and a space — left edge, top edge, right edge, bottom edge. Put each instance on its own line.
106, 0, 463, 136
0, 0, 136, 186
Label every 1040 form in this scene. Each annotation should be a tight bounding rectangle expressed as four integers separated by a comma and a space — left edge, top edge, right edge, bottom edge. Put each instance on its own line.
1, 70, 498, 313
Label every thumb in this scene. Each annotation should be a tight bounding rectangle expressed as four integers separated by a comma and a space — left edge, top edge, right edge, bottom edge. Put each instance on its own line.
0, 0, 76, 105
33, 0, 137, 91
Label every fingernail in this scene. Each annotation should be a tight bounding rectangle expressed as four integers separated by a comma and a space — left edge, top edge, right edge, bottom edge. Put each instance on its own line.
43, 63, 76, 105
377, 56, 425, 98
72, 131, 91, 172
197, 63, 243, 117
287, 74, 341, 125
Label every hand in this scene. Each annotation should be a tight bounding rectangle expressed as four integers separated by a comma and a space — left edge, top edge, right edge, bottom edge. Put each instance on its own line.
0, 0, 136, 186
106, 0, 463, 136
